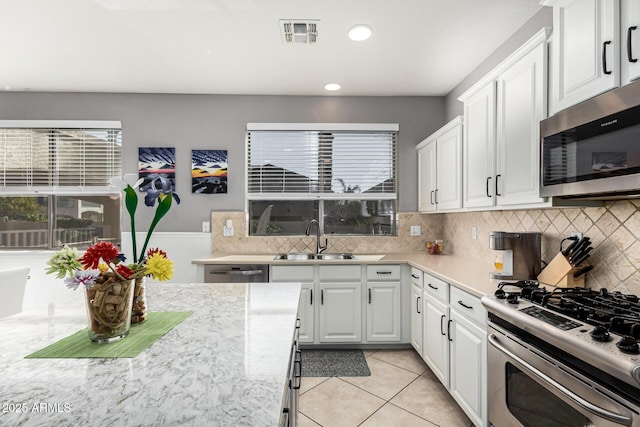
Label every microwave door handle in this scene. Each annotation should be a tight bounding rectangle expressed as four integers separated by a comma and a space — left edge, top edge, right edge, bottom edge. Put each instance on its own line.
488, 334, 633, 426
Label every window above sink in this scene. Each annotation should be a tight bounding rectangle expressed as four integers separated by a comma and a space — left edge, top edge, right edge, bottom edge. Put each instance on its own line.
246, 123, 398, 236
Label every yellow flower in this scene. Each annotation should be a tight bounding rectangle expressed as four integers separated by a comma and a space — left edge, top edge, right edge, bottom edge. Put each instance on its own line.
145, 252, 174, 281
98, 263, 109, 273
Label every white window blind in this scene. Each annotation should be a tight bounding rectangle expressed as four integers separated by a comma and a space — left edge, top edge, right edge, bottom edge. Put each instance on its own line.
247, 128, 397, 200
0, 126, 122, 193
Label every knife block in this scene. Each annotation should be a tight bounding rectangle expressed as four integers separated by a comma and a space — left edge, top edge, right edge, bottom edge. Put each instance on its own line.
537, 252, 586, 288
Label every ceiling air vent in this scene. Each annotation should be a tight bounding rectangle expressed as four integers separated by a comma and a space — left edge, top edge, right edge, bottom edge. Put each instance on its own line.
280, 20, 318, 44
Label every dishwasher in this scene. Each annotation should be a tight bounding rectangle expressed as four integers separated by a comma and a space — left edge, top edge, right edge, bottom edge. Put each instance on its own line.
204, 264, 269, 283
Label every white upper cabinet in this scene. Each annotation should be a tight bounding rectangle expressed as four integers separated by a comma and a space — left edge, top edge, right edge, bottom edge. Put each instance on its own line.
621, 0, 640, 83
547, 0, 620, 114
495, 39, 547, 206
462, 83, 496, 209
416, 116, 463, 213
459, 29, 549, 209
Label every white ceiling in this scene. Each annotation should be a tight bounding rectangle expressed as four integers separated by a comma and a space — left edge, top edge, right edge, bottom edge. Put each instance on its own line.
0, 0, 543, 96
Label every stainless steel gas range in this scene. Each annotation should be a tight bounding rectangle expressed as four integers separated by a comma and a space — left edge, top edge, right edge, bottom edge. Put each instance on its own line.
482, 282, 640, 427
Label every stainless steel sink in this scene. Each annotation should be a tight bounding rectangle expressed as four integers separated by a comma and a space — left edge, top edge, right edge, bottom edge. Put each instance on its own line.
273, 253, 356, 261
314, 253, 356, 260
273, 253, 315, 260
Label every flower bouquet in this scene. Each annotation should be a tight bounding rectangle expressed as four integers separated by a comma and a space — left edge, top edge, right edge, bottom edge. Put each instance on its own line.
46, 174, 179, 342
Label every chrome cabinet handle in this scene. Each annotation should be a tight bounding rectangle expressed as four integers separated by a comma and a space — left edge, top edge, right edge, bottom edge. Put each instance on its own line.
434, 189, 439, 204
628, 26, 638, 63
488, 334, 632, 425
430, 190, 435, 205
603, 41, 612, 75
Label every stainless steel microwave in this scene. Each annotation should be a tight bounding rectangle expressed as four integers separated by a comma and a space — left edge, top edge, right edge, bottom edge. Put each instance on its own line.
540, 79, 640, 199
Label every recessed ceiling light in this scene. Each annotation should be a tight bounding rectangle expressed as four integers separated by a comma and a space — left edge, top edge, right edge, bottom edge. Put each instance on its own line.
348, 25, 372, 41
324, 83, 341, 91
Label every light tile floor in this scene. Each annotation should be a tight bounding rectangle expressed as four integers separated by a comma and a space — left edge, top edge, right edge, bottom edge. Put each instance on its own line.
298, 349, 474, 427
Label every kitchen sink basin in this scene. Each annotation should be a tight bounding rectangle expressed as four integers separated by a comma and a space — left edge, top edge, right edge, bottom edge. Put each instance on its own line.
274, 253, 356, 261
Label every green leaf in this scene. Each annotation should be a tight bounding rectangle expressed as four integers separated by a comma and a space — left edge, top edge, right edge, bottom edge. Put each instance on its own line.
123, 185, 139, 263
138, 193, 173, 261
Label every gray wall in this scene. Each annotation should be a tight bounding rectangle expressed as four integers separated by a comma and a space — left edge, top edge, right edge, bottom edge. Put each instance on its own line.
445, 7, 552, 121
0, 93, 444, 232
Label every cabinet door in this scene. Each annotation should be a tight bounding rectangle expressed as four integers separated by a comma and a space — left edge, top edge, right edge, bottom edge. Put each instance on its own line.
622, 0, 640, 83
366, 281, 401, 342
463, 81, 496, 208
449, 309, 487, 427
318, 282, 362, 343
298, 283, 315, 343
495, 40, 546, 207
435, 124, 462, 211
550, 0, 620, 114
417, 140, 437, 213
410, 284, 423, 354
423, 293, 449, 386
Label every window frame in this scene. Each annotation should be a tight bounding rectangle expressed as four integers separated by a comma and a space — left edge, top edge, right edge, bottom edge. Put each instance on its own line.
0, 121, 122, 250
245, 123, 399, 236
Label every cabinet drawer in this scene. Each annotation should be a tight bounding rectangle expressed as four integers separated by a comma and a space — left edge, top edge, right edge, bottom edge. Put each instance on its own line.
270, 265, 314, 282
319, 265, 361, 281
423, 272, 448, 302
450, 286, 486, 326
410, 267, 423, 288
366, 265, 401, 281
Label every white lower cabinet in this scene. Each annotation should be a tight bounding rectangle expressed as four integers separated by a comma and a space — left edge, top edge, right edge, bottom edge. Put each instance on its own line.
416, 269, 488, 427
409, 268, 424, 354
271, 264, 405, 345
365, 265, 402, 342
270, 265, 315, 343
423, 293, 449, 385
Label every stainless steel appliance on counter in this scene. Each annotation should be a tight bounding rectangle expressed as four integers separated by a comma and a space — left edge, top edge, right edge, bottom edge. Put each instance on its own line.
204, 264, 269, 283
483, 282, 640, 426
489, 231, 541, 280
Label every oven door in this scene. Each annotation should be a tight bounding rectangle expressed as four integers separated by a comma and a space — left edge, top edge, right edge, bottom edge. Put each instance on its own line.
487, 324, 637, 427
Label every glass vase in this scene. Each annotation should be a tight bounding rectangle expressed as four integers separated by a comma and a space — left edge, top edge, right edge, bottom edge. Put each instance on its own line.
83, 275, 135, 343
131, 276, 147, 325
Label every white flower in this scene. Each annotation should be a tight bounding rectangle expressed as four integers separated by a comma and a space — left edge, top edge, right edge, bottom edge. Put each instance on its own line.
109, 174, 143, 190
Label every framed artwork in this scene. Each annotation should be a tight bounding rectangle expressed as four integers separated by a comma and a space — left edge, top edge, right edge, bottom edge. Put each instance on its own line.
138, 147, 176, 192
191, 149, 228, 194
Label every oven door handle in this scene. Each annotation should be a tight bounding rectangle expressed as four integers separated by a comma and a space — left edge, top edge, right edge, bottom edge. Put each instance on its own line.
488, 333, 633, 426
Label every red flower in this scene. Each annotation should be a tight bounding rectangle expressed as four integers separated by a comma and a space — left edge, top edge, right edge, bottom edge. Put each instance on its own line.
115, 264, 135, 280
147, 248, 168, 258
80, 242, 120, 269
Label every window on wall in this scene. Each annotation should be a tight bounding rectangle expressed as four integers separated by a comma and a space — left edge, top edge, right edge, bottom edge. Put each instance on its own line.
246, 123, 398, 236
0, 122, 122, 249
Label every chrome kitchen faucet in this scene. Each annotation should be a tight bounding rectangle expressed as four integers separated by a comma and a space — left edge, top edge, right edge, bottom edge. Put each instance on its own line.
305, 219, 327, 254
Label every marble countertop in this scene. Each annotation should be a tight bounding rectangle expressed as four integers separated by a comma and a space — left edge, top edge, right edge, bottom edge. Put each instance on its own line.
192, 252, 500, 298
0, 282, 301, 427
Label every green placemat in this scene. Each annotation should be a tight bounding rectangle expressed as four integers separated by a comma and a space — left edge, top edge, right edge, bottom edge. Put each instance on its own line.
25, 311, 193, 359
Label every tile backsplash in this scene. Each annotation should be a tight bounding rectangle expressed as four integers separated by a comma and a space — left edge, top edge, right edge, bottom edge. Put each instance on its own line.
211, 200, 640, 295
441, 200, 640, 295
210, 211, 443, 255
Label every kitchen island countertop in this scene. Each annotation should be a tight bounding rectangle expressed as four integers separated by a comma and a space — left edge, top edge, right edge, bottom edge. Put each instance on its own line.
0, 282, 301, 427
192, 252, 500, 298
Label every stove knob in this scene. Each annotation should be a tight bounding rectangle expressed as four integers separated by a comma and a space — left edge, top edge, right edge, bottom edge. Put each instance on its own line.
494, 289, 506, 299
506, 293, 519, 304
589, 326, 611, 342
617, 336, 640, 354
